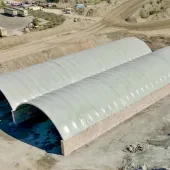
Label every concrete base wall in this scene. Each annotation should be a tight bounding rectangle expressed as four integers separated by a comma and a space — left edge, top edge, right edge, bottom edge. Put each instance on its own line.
61, 83, 170, 156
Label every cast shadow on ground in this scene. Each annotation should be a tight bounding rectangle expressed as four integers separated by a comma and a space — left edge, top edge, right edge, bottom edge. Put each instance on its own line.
0, 91, 62, 155
0, 13, 15, 17
0, 114, 62, 155
1, 13, 24, 18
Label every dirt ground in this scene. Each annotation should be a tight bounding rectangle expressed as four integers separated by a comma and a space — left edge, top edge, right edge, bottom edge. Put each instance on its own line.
0, 9, 33, 36
1, 88, 170, 170
1, 0, 170, 169
126, 0, 170, 23
42, 8, 101, 21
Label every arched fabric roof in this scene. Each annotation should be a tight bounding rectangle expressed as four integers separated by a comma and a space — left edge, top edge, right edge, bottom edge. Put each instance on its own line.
14, 46, 170, 141
0, 37, 151, 111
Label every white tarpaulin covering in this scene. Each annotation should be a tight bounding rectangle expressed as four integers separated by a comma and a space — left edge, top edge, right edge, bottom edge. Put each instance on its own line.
0, 37, 151, 111
14, 46, 170, 141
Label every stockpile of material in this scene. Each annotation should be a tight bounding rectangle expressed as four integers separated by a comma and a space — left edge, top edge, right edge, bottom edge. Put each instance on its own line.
2, 37, 168, 155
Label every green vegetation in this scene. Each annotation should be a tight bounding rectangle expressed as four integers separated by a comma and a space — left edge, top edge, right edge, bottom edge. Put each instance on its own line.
33, 18, 39, 27
0, 0, 5, 9
28, 10, 65, 31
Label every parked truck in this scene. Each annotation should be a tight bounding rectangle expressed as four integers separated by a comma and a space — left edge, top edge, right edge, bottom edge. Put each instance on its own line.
4, 7, 17, 16
12, 7, 28, 17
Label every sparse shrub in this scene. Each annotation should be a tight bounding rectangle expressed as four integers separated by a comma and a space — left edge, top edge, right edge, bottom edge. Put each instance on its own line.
160, 6, 164, 10
52, 4, 57, 8
140, 8, 149, 18
106, 0, 111, 4
145, 3, 154, 13
165, 0, 170, 8
77, 18, 81, 22
140, 0, 166, 18
149, 10, 156, 15
33, 18, 39, 27
161, 1, 166, 9
73, 18, 77, 22
86, 8, 98, 16
0, 0, 4, 8
86, 8, 94, 16
153, 3, 161, 12
125, 16, 137, 23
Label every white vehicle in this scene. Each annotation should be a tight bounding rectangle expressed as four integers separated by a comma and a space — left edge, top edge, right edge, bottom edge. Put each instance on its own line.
4, 7, 17, 16
13, 7, 28, 17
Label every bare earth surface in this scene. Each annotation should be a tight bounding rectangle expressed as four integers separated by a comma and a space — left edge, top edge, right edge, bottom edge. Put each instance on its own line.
1, 92, 170, 170
1, 0, 170, 169
1, 0, 170, 66
0, 9, 33, 35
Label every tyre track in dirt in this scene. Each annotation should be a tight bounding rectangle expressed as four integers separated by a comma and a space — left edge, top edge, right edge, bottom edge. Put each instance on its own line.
0, 23, 105, 63
0, 34, 110, 73
1, 0, 170, 70
0, 0, 141, 65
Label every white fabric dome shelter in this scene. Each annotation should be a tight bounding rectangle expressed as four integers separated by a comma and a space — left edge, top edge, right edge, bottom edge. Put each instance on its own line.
0, 37, 153, 155
13, 46, 170, 155
0, 37, 151, 115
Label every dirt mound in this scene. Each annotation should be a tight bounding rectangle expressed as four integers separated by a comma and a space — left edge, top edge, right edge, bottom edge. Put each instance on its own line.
86, 8, 99, 16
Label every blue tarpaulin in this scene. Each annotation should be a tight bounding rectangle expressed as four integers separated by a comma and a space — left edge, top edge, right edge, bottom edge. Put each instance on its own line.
76, 4, 85, 8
